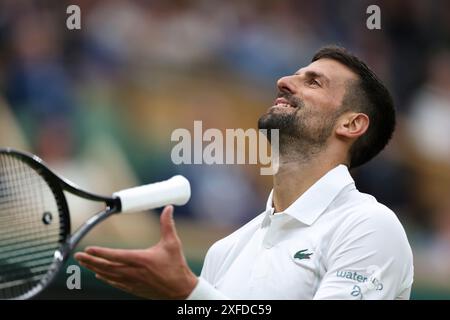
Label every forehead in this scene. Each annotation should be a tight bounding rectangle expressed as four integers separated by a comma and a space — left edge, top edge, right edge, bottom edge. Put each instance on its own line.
297, 58, 358, 84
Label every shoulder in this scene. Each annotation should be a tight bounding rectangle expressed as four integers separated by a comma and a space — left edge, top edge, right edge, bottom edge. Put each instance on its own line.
327, 192, 414, 294
340, 191, 409, 239
330, 186, 406, 234
328, 190, 413, 270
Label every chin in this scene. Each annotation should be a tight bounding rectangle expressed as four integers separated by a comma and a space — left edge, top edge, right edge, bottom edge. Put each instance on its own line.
259, 110, 290, 130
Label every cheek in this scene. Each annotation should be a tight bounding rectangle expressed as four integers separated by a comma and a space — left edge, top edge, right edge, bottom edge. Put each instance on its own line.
302, 89, 341, 113
296, 103, 337, 132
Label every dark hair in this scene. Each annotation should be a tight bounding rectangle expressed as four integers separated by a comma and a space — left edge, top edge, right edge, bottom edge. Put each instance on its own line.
312, 45, 396, 169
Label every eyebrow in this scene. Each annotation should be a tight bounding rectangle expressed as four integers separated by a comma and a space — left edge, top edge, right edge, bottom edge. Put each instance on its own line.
294, 70, 330, 85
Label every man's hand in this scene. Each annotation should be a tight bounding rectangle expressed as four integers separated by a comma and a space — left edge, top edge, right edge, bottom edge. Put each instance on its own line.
74, 205, 198, 299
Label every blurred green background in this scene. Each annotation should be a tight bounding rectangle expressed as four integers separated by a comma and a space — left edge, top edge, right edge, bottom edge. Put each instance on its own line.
1, 0, 450, 299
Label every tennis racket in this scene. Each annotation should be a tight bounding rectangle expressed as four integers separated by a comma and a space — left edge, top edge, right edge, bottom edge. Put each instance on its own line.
0, 148, 191, 300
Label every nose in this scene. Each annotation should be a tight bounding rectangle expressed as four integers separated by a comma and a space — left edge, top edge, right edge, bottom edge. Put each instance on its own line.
277, 75, 296, 94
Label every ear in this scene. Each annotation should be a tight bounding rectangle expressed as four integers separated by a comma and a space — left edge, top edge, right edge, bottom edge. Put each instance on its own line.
335, 112, 370, 140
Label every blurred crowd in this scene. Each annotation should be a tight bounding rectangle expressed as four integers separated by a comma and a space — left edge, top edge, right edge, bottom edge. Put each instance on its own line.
1, 0, 450, 297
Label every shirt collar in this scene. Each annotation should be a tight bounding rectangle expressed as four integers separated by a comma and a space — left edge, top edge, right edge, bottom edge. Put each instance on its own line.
265, 164, 354, 226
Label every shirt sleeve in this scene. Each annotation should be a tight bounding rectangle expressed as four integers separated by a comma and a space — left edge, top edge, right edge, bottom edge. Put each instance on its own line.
313, 207, 414, 300
186, 241, 231, 300
186, 277, 230, 300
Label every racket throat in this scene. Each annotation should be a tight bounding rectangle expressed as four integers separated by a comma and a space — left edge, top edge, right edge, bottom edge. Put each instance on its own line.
67, 208, 118, 252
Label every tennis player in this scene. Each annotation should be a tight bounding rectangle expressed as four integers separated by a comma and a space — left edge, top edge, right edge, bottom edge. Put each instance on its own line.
75, 46, 414, 300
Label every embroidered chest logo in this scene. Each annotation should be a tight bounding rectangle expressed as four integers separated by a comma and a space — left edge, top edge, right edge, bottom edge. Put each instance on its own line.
294, 249, 313, 260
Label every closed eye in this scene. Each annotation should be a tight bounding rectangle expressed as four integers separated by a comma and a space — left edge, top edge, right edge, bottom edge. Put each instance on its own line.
295, 70, 329, 88
307, 78, 321, 87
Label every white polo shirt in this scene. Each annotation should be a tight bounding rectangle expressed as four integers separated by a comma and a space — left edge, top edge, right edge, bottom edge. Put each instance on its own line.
188, 165, 414, 300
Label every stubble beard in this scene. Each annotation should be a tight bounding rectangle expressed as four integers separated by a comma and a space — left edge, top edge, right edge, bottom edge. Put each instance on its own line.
258, 101, 339, 163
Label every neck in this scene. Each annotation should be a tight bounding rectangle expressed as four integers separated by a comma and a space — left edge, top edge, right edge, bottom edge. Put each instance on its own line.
272, 151, 343, 213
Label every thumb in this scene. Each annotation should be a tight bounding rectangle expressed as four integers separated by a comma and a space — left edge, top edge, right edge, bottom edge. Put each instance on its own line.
160, 205, 179, 244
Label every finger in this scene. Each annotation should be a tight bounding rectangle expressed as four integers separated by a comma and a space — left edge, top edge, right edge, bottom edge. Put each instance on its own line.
75, 252, 124, 270
84, 246, 140, 266
95, 274, 133, 293
78, 259, 127, 280
160, 205, 180, 244
75, 252, 125, 269
93, 269, 127, 283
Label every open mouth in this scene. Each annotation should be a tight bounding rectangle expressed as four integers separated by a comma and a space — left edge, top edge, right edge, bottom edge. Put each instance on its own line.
273, 97, 296, 109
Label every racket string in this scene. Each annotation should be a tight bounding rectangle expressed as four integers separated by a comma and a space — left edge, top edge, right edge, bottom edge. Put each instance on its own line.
0, 228, 64, 250
0, 153, 67, 299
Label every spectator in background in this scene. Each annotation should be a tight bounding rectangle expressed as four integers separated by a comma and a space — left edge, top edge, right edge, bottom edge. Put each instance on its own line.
408, 50, 450, 163
5, 9, 75, 126
406, 50, 450, 283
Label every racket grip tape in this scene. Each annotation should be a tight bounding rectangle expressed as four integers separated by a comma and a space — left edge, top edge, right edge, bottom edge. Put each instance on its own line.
113, 175, 191, 213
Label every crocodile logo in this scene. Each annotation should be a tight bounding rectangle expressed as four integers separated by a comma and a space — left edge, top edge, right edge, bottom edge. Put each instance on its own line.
294, 249, 313, 260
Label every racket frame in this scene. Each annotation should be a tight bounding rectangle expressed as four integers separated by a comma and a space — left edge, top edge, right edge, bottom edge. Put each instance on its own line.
0, 148, 122, 299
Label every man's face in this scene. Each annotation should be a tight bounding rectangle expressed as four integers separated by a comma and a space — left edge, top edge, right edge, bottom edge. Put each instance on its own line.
258, 58, 358, 157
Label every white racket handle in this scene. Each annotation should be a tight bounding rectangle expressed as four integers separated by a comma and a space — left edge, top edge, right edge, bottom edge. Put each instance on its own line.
113, 175, 191, 213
